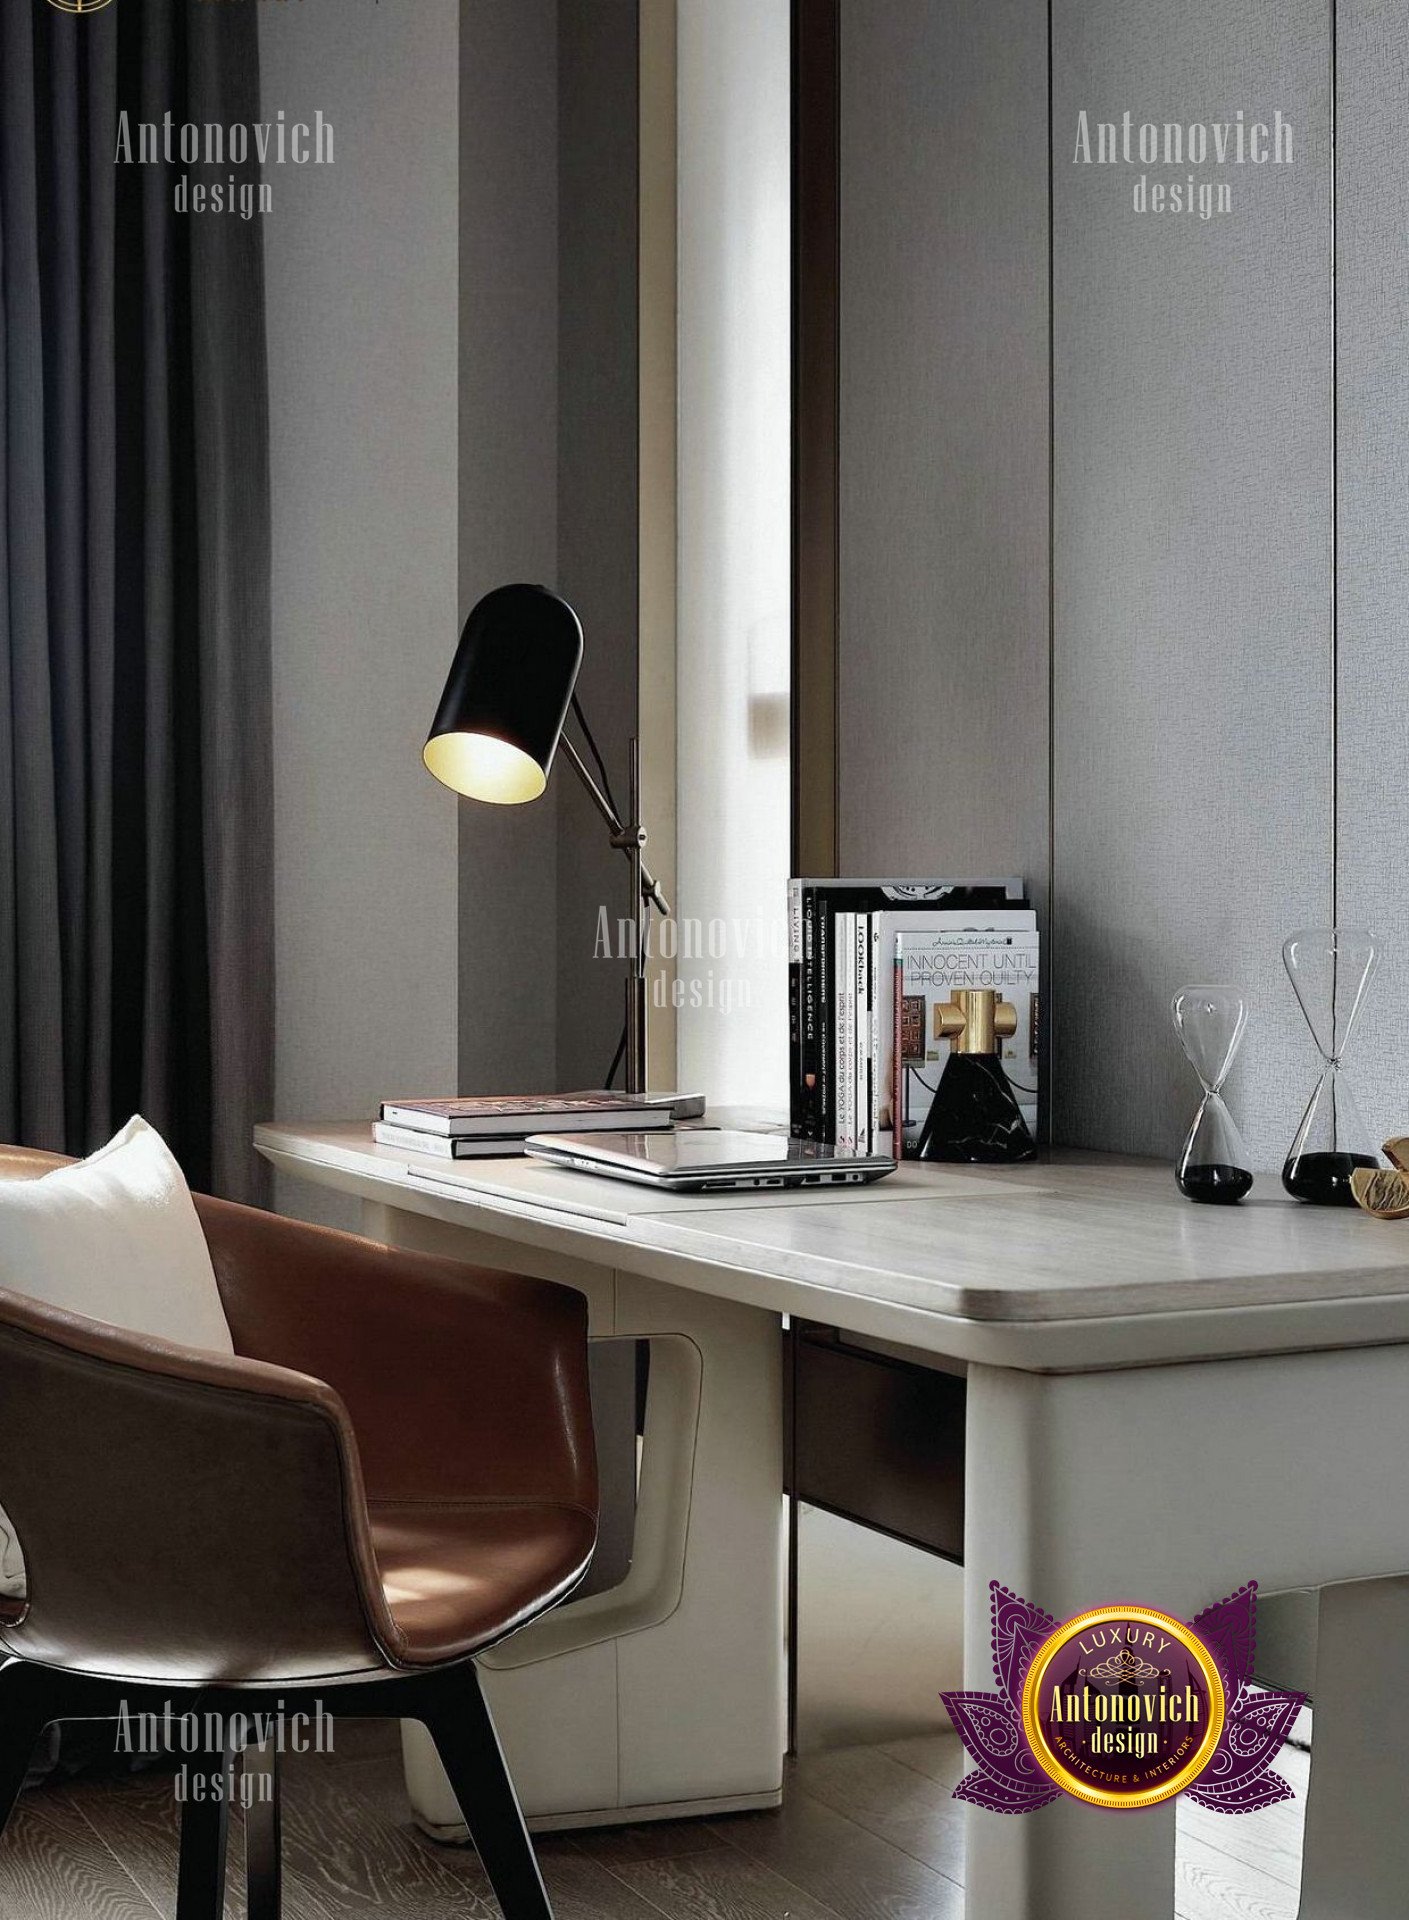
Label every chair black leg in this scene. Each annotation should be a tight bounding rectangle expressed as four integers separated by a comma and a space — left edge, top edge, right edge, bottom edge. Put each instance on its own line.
244, 1743, 282, 1920
0, 1663, 49, 1844
176, 1731, 236, 1920
426, 1664, 554, 1920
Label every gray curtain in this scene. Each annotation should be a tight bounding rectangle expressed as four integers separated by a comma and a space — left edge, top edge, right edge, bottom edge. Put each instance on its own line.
0, 0, 272, 1201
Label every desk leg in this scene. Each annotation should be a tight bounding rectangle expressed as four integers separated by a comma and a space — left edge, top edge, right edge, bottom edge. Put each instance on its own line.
1300, 1577, 1409, 1919
964, 1344, 1409, 1920
360, 1203, 786, 1830
964, 1363, 1174, 1920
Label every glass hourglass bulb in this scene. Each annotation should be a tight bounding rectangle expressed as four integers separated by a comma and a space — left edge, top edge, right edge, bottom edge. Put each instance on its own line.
1171, 987, 1253, 1204
1281, 927, 1381, 1206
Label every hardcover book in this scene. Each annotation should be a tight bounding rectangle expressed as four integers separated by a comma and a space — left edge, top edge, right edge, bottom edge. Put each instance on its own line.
789, 878, 1026, 1140
372, 1122, 533, 1159
379, 1093, 674, 1138
870, 909, 1037, 1152
892, 930, 1041, 1159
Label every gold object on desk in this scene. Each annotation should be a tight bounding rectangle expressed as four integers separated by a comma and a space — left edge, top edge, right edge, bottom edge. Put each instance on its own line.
932, 987, 1018, 1056
1383, 1137, 1409, 1173
1352, 1165, 1409, 1220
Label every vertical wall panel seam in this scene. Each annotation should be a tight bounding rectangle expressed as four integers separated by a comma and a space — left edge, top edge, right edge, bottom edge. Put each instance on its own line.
1330, 0, 1339, 926
1046, 0, 1057, 1141
830, 5, 841, 867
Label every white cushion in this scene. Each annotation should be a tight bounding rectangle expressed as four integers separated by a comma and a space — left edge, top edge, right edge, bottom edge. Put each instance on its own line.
0, 1117, 234, 1597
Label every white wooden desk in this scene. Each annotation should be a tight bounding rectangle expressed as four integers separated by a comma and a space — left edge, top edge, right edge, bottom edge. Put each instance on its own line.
257, 1123, 1409, 1920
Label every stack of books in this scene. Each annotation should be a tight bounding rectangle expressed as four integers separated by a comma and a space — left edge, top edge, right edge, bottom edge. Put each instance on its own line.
373, 1092, 676, 1160
788, 878, 1040, 1157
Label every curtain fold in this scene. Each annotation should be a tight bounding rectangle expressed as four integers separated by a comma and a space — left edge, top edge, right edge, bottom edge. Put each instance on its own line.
0, 0, 272, 1202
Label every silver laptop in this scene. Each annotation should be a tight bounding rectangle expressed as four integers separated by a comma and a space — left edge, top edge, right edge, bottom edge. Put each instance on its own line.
524, 1128, 897, 1193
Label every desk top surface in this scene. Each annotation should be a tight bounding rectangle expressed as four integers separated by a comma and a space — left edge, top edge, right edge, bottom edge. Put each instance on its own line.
256, 1121, 1409, 1371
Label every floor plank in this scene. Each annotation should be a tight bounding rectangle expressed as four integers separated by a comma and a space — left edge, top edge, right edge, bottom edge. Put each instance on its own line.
1179, 1797, 1305, 1895
10, 1723, 1315, 1920
876, 1734, 966, 1793
572, 1819, 731, 1868
711, 1782, 963, 1919
604, 1844, 846, 1920
0, 1793, 161, 1920
791, 1744, 965, 1880
1176, 1831, 1299, 1920
52, 1766, 258, 1920
288, 1751, 668, 1920
1176, 1738, 1307, 1896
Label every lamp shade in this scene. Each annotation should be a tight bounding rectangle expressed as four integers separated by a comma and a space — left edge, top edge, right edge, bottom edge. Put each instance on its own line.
423, 584, 584, 803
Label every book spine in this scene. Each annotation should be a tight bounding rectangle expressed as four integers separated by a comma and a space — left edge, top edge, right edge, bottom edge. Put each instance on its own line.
893, 940, 906, 1160
817, 897, 833, 1141
868, 915, 882, 1153
855, 914, 869, 1155
379, 1105, 452, 1135
788, 879, 803, 1136
373, 1122, 456, 1157
835, 912, 854, 1152
801, 888, 819, 1138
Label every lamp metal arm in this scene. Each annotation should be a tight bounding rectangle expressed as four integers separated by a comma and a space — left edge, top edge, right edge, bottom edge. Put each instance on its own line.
558, 734, 671, 918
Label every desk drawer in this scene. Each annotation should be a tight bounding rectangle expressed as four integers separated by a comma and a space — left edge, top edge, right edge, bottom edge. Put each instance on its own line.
788, 1323, 965, 1560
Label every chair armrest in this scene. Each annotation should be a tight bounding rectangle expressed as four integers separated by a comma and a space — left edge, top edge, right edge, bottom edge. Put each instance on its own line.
0, 1286, 397, 1683
195, 1197, 597, 1515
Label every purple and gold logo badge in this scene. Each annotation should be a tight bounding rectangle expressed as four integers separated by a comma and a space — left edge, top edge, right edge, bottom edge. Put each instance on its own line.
942, 1580, 1303, 1815
1020, 1604, 1224, 1809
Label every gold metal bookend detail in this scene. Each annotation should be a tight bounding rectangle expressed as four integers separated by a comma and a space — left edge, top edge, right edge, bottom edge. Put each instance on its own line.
1351, 1167, 1409, 1220
932, 988, 1018, 1057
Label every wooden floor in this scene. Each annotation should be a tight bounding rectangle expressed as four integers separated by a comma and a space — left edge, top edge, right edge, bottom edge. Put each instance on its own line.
0, 1719, 1308, 1920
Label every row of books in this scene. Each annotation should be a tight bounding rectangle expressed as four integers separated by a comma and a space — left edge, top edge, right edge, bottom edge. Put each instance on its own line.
373, 1092, 675, 1160
787, 878, 1040, 1156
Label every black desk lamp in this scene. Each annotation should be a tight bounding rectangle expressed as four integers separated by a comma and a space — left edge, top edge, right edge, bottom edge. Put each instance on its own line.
423, 583, 670, 1096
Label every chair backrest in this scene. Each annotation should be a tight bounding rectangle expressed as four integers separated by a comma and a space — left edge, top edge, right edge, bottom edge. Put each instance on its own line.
0, 1147, 388, 1684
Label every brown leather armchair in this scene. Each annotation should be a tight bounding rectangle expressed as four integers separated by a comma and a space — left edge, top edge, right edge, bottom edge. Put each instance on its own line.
0, 1147, 598, 1920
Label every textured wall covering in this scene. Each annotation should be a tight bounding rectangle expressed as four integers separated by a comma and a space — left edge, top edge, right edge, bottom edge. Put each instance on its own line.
1050, 0, 1333, 1169
1336, 0, 1409, 1153
837, 0, 1050, 912
458, 0, 561, 1096
457, 0, 640, 1099
554, 0, 640, 1094
263, 0, 459, 1226
836, 0, 1051, 1129
837, 0, 1366, 1172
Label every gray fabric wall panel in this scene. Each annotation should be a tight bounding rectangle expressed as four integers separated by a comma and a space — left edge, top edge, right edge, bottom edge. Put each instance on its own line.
837, 0, 1050, 918
1336, 0, 1409, 1152
555, 0, 640, 1094
264, 0, 459, 1226
457, 0, 561, 1095
1051, 0, 1333, 1168
457, 0, 640, 1098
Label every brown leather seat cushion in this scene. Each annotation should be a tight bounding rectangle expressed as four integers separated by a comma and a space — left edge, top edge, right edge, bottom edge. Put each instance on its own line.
369, 1500, 596, 1665
0, 1148, 69, 1182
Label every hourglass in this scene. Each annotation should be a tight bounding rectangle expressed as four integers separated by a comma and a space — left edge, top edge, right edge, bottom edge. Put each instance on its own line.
1282, 927, 1381, 1206
1171, 986, 1253, 1203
